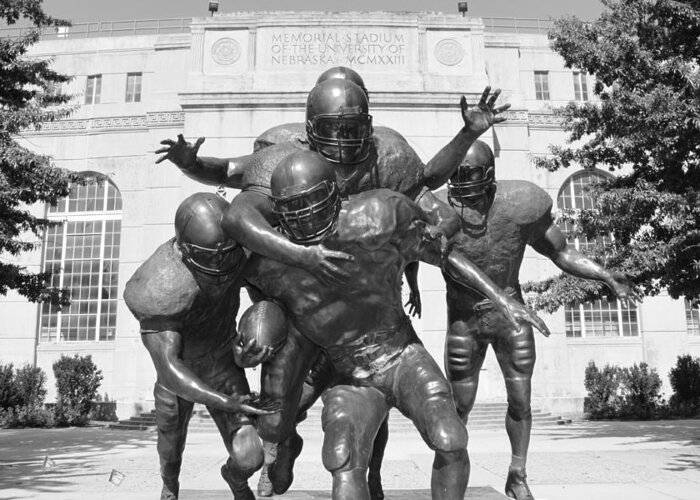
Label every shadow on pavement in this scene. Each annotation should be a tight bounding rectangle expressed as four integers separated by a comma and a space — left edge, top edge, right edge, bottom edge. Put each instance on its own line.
532, 419, 700, 446
0, 427, 155, 498
663, 451, 700, 472
179, 486, 507, 499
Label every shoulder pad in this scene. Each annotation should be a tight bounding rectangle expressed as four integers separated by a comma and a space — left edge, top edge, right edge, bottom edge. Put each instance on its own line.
254, 123, 307, 152
373, 127, 425, 197
498, 180, 553, 224
337, 189, 425, 250
123, 241, 198, 324
241, 142, 306, 192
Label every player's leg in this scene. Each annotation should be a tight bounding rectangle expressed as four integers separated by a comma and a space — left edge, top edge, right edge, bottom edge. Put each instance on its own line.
493, 319, 537, 500
367, 416, 389, 500
153, 382, 194, 500
395, 342, 469, 500
290, 351, 387, 500
321, 384, 390, 500
263, 349, 330, 495
203, 352, 262, 500
256, 325, 320, 495
258, 323, 319, 443
444, 313, 489, 423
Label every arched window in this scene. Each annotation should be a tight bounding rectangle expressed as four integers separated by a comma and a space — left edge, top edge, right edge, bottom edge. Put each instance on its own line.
557, 170, 639, 338
39, 173, 122, 342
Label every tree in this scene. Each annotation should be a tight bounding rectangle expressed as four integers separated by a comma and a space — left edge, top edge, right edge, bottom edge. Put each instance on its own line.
526, 0, 700, 310
0, 0, 82, 305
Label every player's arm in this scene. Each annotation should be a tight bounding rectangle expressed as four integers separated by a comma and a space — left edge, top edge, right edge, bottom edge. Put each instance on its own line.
415, 187, 461, 239
403, 261, 421, 318
530, 221, 641, 303
401, 188, 461, 318
403, 214, 550, 337
224, 190, 354, 285
154, 134, 252, 188
423, 87, 510, 190
141, 328, 276, 415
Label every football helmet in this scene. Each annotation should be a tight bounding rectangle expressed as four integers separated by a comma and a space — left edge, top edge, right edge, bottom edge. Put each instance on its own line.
447, 140, 496, 208
269, 151, 340, 242
174, 193, 244, 277
316, 66, 368, 98
305, 78, 373, 165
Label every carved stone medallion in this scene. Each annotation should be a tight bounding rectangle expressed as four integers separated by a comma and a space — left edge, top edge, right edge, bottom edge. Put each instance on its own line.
211, 38, 241, 65
435, 38, 465, 66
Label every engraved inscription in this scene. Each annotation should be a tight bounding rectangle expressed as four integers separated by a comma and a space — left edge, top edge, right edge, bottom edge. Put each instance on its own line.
269, 31, 407, 66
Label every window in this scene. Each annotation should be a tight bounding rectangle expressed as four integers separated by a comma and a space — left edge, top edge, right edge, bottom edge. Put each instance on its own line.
558, 170, 639, 338
573, 71, 589, 101
534, 71, 550, 100
39, 174, 122, 342
85, 74, 102, 104
686, 300, 700, 335
125, 72, 142, 103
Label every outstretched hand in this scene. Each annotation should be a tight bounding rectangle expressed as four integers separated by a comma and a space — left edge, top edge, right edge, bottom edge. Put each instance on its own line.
155, 134, 205, 170
225, 393, 280, 416
460, 86, 511, 137
501, 298, 551, 338
608, 271, 643, 306
303, 245, 355, 286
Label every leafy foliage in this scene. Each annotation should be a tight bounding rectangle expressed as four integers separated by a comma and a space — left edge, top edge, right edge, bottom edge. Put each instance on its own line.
619, 362, 664, 419
533, 0, 700, 305
0, 402, 54, 427
0, 0, 82, 305
0, 361, 53, 428
584, 360, 671, 420
668, 354, 700, 416
53, 354, 103, 426
0, 362, 20, 409
584, 361, 623, 418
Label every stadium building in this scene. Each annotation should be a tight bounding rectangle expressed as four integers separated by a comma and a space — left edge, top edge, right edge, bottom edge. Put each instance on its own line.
2, 11, 699, 418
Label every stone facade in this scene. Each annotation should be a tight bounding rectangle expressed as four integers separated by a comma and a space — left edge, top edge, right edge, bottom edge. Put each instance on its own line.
1, 11, 699, 418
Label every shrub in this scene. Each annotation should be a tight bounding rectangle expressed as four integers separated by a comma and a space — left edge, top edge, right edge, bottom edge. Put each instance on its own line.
0, 363, 19, 409
583, 361, 623, 419
53, 354, 103, 427
92, 393, 118, 422
14, 365, 47, 407
668, 355, 700, 417
0, 363, 52, 428
0, 403, 54, 428
669, 355, 700, 404
619, 362, 663, 420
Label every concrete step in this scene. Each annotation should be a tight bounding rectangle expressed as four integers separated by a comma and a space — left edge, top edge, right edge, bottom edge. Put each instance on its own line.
110, 403, 562, 432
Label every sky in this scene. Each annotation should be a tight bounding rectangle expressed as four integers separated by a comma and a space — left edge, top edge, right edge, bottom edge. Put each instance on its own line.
42, 0, 604, 24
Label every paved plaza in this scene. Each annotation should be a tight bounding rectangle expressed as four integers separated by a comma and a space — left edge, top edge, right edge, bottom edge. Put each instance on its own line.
1, 416, 699, 499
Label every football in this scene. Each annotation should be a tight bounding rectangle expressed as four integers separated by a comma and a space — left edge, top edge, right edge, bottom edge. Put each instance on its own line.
237, 301, 287, 351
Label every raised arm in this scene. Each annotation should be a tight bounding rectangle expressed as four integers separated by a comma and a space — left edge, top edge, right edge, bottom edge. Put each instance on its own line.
141, 329, 275, 415
223, 190, 354, 285
530, 223, 641, 303
154, 134, 253, 188
423, 87, 510, 190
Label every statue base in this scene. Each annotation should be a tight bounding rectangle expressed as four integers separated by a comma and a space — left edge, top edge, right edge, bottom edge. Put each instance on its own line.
180, 486, 508, 498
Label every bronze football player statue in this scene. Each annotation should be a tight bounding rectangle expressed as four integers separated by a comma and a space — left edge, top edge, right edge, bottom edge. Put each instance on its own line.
435, 141, 641, 499
123, 193, 279, 500
155, 68, 510, 283
155, 68, 510, 497
239, 150, 550, 500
